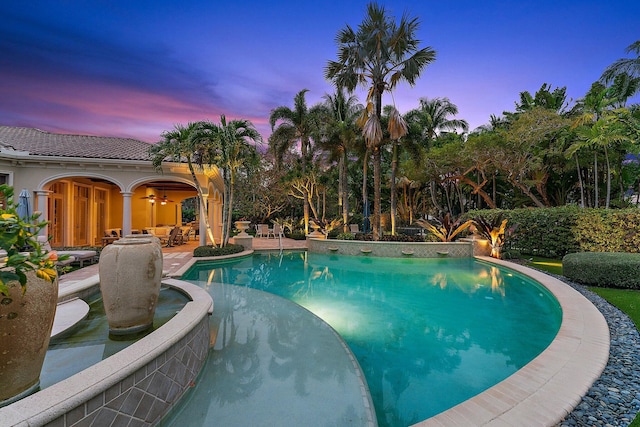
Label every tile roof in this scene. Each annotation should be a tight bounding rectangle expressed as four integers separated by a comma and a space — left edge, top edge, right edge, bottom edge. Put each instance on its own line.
0, 126, 154, 161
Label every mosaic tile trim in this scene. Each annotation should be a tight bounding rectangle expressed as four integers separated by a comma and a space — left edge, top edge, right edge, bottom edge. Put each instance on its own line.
46, 317, 209, 427
308, 238, 480, 258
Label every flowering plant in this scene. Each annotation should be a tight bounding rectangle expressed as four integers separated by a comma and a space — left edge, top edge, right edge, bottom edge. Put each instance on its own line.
0, 185, 59, 296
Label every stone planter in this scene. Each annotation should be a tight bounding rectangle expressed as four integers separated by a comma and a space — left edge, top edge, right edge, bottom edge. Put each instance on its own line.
234, 221, 251, 237
307, 222, 326, 239
99, 236, 163, 335
0, 272, 58, 406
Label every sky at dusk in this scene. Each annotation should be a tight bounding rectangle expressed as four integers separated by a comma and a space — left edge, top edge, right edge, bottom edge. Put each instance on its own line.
1, 1, 638, 143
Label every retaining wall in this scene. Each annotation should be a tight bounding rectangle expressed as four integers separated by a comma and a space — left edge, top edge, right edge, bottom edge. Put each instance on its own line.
0, 279, 213, 427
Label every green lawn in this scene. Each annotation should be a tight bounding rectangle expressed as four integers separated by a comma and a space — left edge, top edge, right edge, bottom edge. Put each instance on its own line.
522, 256, 640, 426
523, 256, 563, 275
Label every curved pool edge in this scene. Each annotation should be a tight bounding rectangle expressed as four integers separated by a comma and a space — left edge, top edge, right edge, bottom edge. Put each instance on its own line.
168, 249, 254, 278
0, 279, 213, 427
415, 256, 610, 426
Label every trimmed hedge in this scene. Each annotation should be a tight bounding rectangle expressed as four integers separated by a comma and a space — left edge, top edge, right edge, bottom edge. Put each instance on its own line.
562, 252, 640, 289
193, 244, 245, 257
285, 231, 307, 240
466, 207, 640, 257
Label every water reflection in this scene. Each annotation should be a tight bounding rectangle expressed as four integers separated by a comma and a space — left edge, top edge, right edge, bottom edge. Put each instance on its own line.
179, 253, 561, 427
163, 282, 370, 426
41, 288, 189, 389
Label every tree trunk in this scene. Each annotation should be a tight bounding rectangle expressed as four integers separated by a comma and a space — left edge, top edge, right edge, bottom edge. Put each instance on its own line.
373, 145, 381, 240
187, 161, 217, 247
450, 176, 497, 209
224, 171, 235, 247
575, 154, 585, 208
390, 141, 398, 235
508, 177, 547, 208
362, 149, 369, 233
430, 181, 442, 213
339, 156, 346, 232
302, 138, 310, 234
604, 145, 611, 209
594, 152, 599, 208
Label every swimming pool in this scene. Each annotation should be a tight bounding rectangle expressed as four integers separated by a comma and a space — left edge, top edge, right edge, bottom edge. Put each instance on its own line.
177, 252, 562, 426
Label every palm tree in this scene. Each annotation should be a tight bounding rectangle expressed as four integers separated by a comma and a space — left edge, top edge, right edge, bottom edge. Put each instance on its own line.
149, 122, 218, 246
316, 89, 363, 231
404, 97, 469, 147
386, 105, 407, 235
569, 109, 638, 208
269, 89, 318, 234
193, 116, 262, 246
325, 2, 436, 239
571, 82, 616, 207
601, 40, 640, 98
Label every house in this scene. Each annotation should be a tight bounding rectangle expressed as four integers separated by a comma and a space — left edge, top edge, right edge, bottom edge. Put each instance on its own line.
0, 126, 224, 247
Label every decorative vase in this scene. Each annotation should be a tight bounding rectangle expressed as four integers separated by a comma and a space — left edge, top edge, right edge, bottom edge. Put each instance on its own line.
0, 272, 58, 406
99, 236, 163, 335
235, 220, 251, 237
307, 222, 326, 239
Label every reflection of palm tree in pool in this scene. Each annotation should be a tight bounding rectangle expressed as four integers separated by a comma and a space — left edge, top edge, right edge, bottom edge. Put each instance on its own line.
291, 265, 335, 300
267, 309, 347, 396
209, 285, 263, 404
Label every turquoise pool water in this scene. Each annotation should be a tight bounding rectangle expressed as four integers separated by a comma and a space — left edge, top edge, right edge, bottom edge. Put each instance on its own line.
180, 252, 562, 427
41, 287, 190, 389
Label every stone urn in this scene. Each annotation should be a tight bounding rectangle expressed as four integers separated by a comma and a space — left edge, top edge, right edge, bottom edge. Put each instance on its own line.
235, 220, 251, 237
99, 236, 163, 336
307, 222, 326, 239
0, 272, 58, 406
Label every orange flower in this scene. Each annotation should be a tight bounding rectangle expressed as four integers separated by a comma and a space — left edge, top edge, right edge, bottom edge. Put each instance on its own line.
47, 250, 58, 261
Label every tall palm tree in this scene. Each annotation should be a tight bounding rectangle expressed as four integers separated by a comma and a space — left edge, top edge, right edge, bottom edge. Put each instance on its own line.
325, 2, 436, 239
601, 40, 640, 98
269, 89, 318, 233
149, 122, 218, 246
316, 90, 363, 231
194, 116, 262, 246
385, 105, 407, 235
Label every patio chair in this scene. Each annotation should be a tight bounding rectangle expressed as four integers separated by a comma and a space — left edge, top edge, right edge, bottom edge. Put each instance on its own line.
256, 224, 273, 238
181, 225, 194, 241
166, 226, 184, 247
349, 224, 360, 234
36, 236, 96, 267
273, 223, 284, 239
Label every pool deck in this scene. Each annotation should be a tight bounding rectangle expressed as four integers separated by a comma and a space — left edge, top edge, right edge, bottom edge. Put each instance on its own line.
50, 239, 610, 427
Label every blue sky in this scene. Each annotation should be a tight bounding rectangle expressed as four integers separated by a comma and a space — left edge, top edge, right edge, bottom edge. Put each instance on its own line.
1, 1, 638, 142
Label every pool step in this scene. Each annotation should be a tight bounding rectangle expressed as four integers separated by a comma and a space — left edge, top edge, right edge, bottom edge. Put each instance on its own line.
51, 298, 90, 339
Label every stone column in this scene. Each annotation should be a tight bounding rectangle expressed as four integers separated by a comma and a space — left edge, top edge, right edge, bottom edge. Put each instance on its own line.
35, 190, 51, 237
121, 191, 133, 236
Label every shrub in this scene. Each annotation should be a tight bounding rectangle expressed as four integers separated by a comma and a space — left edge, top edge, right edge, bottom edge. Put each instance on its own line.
465, 207, 640, 258
285, 231, 307, 240
335, 232, 355, 240
327, 228, 342, 239
193, 244, 245, 257
562, 252, 640, 289
415, 213, 472, 242
380, 234, 425, 242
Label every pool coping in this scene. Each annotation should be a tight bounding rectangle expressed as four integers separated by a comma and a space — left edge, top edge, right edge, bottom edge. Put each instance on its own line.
415, 256, 610, 426
1, 250, 610, 426
0, 278, 213, 426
